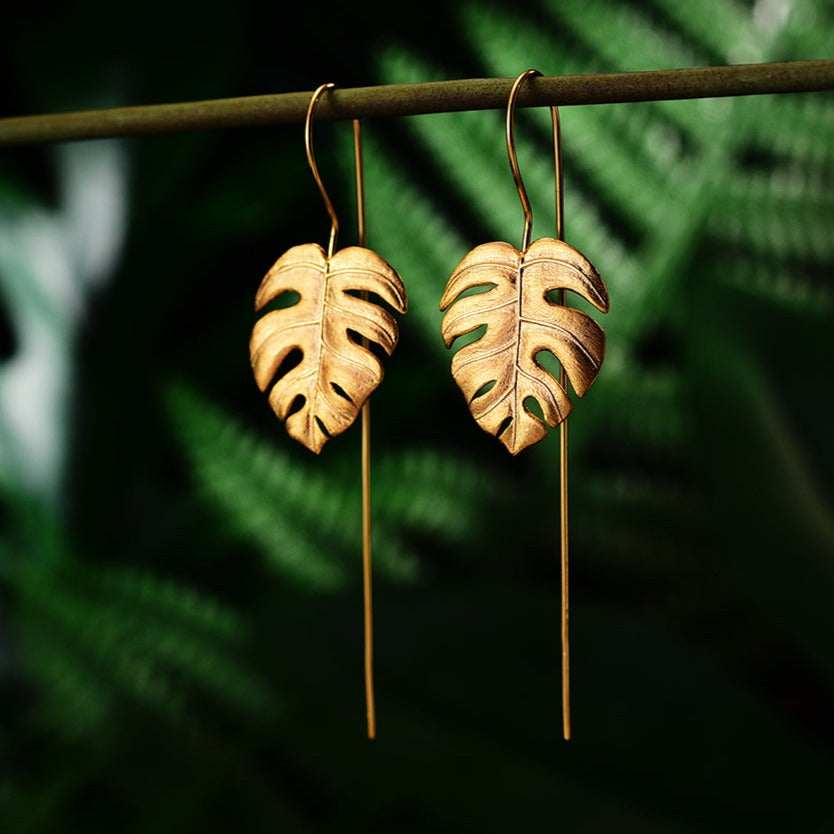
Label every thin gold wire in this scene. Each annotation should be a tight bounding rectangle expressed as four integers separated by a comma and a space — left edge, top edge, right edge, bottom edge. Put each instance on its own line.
551, 104, 571, 742
353, 118, 376, 741
305, 82, 339, 258
507, 69, 571, 740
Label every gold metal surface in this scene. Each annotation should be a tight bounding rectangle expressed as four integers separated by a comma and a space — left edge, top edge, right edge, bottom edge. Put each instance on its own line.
5, 60, 834, 146
441, 70, 608, 454
361, 396, 375, 739
251, 87, 407, 455
250, 243, 406, 453
506, 69, 540, 251
552, 101, 571, 741
560, 401, 570, 740
440, 237, 608, 455
354, 118, 376, 740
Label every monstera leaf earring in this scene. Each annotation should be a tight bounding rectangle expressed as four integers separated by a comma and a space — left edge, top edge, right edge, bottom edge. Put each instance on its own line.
251, 83, 407, 453
250, 83, 407, 738
440, 70, 610, 739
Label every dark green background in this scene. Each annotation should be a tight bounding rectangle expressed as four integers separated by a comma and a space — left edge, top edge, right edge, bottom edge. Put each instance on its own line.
2, 1, 833, 831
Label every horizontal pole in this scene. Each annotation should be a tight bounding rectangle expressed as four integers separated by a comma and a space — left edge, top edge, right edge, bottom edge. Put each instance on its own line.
1, 59, 833, 146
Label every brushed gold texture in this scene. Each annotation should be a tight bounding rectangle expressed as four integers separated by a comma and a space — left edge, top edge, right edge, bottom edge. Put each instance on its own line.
440, 237, 609, 455
250, 242, 406, 453
251, 83, 407, 456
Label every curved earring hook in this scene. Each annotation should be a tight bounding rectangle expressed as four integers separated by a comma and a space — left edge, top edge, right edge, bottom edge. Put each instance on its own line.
305, 82, 339, 258
506, 69, 564, 250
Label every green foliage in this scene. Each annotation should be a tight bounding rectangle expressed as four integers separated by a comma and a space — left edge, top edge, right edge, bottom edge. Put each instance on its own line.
14, 557, 268, 734
167, 382, 495, 588
1, 505, 270, 741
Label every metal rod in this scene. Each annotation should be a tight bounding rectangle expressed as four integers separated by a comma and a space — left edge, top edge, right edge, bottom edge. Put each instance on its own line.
354, 118, 376, 741
2, 60, 833, 146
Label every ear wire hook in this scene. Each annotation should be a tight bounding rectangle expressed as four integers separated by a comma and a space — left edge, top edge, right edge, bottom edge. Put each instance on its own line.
506, 69, 564, 249
305, 82, 339, 258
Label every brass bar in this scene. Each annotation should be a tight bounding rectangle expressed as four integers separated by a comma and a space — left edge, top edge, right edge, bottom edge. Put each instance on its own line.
2, 59, 833, 146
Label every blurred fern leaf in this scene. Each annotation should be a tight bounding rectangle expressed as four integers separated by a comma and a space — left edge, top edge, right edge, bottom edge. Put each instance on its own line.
166, 383, 494, 589
6, 550, 270, 738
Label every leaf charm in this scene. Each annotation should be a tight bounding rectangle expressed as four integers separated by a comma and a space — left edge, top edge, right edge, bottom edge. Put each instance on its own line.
250, 243, 407, 453
440, 238, 609, 455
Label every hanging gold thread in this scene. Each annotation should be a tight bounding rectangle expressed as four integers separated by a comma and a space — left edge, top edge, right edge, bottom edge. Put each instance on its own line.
551, 101, 571, 741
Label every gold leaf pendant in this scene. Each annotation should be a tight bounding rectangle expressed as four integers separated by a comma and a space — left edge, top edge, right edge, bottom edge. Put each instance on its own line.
250, 242, 407, 453
439, 69, 611, 741
441, 69, 609, 459
250, 83, 407, 460
440, 237, 608, 454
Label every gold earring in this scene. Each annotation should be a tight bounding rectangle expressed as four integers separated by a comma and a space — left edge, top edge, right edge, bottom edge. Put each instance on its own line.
439, 69, 609, 739
250, 82, 407, 454
250, 83, 407, 739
